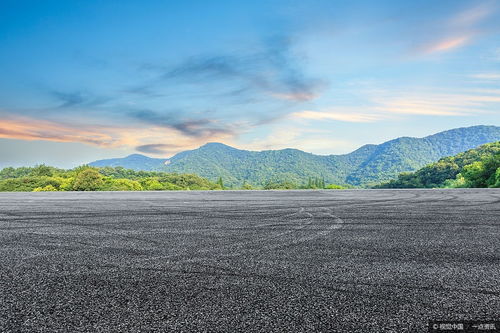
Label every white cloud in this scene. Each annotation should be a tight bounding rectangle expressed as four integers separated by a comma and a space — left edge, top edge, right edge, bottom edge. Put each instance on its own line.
238, 127, 356, 154
291, 109, 381, 123
469, 73, 500, 80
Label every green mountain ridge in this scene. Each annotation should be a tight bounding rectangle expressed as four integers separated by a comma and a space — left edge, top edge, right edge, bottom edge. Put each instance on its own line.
374, 141, 500, 188
89, 125, 500, 187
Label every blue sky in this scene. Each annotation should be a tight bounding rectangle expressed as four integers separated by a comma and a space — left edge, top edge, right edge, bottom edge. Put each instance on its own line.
0, 0, 499, 167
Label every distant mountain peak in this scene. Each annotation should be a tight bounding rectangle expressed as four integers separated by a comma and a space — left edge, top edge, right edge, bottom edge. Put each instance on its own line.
200, 142, 233, 148
125, 154, 149, 158
198, 142, 243, 152
202, 142, 226, 146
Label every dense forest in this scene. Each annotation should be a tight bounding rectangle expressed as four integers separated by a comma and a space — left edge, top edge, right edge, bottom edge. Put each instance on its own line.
90, 125, 500, 187
374, 142, 500, 189
0, 165, 346, 191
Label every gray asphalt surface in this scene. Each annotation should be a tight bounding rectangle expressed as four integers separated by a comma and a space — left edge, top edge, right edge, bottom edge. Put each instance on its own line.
0, 189, 499, 332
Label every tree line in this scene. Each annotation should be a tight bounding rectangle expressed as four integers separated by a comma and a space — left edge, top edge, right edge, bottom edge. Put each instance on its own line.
0, 166, 347, 192
0, 165, 221, 192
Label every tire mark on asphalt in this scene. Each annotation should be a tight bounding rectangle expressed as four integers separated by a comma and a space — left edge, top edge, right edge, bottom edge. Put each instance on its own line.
75, 224, 164, 247
134, 206, 345, 264
188, 206, 345, 259
31, 232, 96, 248
263, 207, 344, 251
458, 198, 500, 207
172, 260, 500, 298
4, 220, 165, 248
187, 206, 315, 259
0, 224, 55, 230
112, 260, 500, 302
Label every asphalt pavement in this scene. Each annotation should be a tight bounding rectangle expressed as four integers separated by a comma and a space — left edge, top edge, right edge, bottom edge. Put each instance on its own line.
0, 189, 499, 332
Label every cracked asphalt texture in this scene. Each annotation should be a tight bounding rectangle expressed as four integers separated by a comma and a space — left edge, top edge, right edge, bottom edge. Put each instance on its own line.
0, 189, 499, 332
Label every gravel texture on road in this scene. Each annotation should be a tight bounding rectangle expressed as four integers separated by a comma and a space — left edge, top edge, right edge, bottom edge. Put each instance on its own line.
0, 189, 499, 332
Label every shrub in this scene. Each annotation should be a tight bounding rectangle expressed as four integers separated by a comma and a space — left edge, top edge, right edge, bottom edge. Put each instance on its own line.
102, 178, 143, 191
325, 184, 346, 189
33, 185, 57, 192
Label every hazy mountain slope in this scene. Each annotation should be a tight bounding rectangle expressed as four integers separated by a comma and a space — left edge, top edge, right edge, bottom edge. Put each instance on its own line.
89, 125, 500, 187
375, 141, 500, 188
90, 154, 166, 171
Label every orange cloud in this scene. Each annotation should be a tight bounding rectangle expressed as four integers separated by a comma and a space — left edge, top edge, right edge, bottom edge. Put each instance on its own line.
0, 117, 117, 146
0, 115, 236, 157
418, 35, 471, 55
410, 2, 496, 56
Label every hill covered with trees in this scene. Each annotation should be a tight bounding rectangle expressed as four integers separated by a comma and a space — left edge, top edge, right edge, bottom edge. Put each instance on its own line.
374, 141, 500, 188
0, 165, 221, 192
90, 125, 500, 187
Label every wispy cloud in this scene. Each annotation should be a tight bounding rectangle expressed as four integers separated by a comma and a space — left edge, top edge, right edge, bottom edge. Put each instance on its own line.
417, 35, 472, 55
136, 143, 184, 155
410, 2, 496, 56
136, 37, 326, 103
127, 109, 233, 138
269, 91, 320, 102
372, 90, 500, 116
469, 72, 500, 80
0, 114, 236, 156
8, 39, 323, 155
449, 2, 494, 26
289, 88, 500, 124
0, 116, 117, 146
495, 48, 500, 61
291, 110, 380, 122
239, 127, 356, 154
51, 90, 110, 109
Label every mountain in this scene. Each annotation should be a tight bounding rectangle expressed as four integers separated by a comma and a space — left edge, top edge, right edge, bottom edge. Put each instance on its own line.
345, 126, 500, 185
90, 154, 167, 171
374, 141, 500, 188
89, 125, 500, 187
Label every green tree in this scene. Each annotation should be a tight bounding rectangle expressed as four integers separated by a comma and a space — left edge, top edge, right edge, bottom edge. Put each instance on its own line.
492, 167, 500, 188
30, 164, 54, 177
460, 161, 486, 187
217, 176, 225, 190
72, 168, 104, 191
